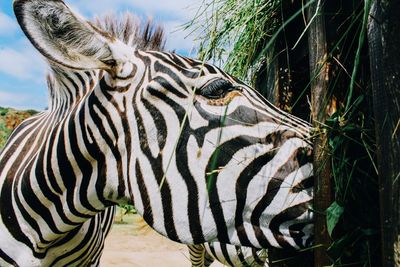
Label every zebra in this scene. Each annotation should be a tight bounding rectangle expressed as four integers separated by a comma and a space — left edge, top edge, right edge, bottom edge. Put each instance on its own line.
0, 0, 314, 266
188, 243, 268, 267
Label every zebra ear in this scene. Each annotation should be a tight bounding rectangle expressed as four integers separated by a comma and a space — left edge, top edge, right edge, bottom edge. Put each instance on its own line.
13, 0, 116, 70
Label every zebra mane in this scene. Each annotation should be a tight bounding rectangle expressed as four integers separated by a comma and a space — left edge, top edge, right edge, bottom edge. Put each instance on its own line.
94, 13, 166, 51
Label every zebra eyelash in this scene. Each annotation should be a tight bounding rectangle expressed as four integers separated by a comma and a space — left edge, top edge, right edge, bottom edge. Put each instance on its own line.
197, 78, 241, 100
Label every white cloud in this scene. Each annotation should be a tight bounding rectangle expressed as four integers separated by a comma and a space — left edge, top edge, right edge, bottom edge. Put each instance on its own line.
0, 11, 18, 36
0, 39, 48, 110
0, 90, 47, 111
0, 40, 47, 83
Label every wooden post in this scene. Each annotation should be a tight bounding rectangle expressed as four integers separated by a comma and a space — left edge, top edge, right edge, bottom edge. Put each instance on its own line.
367, 1, 400, 266
307, 1, 332, 266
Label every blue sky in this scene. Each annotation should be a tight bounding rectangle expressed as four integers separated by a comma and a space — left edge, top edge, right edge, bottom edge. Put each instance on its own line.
0, 0, 200, 110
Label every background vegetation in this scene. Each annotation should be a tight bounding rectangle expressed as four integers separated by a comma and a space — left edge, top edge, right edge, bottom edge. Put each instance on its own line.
0, 107, 37, 149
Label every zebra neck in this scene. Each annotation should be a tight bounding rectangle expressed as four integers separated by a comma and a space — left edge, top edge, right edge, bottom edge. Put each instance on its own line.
0, 107, 111, 257
47, 67, 99, 111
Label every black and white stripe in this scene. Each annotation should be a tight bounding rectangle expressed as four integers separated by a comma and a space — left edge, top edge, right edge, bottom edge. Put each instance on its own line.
189, 243, 268, 267
0, 0, 313, 265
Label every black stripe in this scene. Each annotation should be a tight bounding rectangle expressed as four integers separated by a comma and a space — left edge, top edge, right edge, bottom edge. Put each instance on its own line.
50, 217, 99, 265
0, 249, 18, 266
236, 246, 247, 265
64, 73, 81, 101
46, 129, 63, 194
88, 89, 124, 204
250, 146, 305, 247
21, 159, 64, 237
204, 134, 263, 245
153, 61, 192, 89
208, 244, 217, 260
141, 97, 205, 242
58, 78, 75, 106
220, 243, 235, 266
252, 248, 265, 265
36, 142, 79, 227
291, 176, 313, 194
68, 108, 102, 213
203, 63, 218, 74
176, 139, 205, 242
133, 94, 180, 242
236, 151, 276, 247
289, 222, 310, 248
120, 97, 134, 203
0, 173, 36, 255
135, 160, 153, 226
152, 76, 187, 98
79, 98, 112, 207
56, 123, 92, 219
99, 79, 127, 198
269, 202, 312, 248
153, 56, 200, 79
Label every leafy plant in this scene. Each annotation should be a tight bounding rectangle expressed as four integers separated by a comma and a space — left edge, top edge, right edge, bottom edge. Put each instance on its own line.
185, 0, 282, 83
0, 107, 37, 150
0, 122, 12, 149
117, 205, 137, 223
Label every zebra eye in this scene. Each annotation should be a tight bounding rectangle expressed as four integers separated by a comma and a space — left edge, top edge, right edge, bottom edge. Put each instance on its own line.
198, 79, 236, 99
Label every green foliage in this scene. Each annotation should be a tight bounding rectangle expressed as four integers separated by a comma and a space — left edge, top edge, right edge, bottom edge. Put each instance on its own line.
327, 201, 344, 237
25, 109, 39, 116
119, 204, 137, 215
0, 122, 12, 149
325, 96, 379, 266
0, 107, 8, 116
0, 107, 12, 149
117, 205, 137, 223
186, 0, 282, 83
0, 106, 37, 150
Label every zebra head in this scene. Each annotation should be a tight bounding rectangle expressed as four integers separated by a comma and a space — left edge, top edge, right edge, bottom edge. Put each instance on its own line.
14, 0, 313, 250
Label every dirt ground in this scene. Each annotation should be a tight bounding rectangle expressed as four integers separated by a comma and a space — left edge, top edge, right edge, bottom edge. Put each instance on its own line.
100, 214, 224, 267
